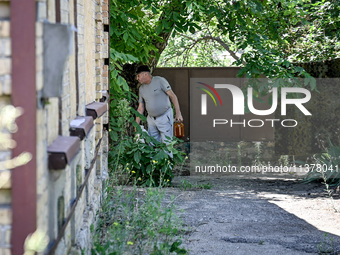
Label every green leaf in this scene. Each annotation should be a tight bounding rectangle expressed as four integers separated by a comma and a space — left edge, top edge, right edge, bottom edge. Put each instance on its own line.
162, 20, 170, 29
155, 24, 163, 34
109, 131, 118, 141
234, 2, 241, 11
152, 5, 157, 14
146, 164, 152, 174
134, 151, 141, 164
117, 76, 129, 91
123, 32, 129, 42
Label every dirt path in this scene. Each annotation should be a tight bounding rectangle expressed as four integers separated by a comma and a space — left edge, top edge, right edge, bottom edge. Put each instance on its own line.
164, 174, 340, 255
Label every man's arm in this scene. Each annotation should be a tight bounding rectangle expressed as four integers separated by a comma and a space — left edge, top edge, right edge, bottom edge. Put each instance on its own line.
136, 102, 145, 125
166, 90, 183, 122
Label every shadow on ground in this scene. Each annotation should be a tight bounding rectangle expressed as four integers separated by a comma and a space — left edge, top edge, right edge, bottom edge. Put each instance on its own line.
164, 175, 340, 255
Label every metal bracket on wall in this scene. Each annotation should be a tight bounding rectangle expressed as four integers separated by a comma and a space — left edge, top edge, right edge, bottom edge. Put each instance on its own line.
46, 138, 102, 255
47, 136, 80, 170
85, 101, 108, 119
69, 116, 94, 140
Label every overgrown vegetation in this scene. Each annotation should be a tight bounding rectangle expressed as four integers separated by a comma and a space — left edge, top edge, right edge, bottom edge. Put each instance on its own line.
93, 97, 187, 253
303, 140, 340, 188
179, 179, 212, 191
302, 138, 340, 212
110, 0, 339, 94
158, 1, 339, 79
92, 185, 187, 255
109, 98, 184, 186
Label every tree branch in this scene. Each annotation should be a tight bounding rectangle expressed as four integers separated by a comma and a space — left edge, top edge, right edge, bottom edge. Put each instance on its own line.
181, 34, 246, 65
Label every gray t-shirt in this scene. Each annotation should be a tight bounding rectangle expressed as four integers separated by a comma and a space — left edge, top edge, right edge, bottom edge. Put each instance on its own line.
139, 76, 172, 117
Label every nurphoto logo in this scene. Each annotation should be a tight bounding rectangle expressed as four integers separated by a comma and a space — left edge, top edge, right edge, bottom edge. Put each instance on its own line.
190, 78, 315, 142
196, 81, 312, 129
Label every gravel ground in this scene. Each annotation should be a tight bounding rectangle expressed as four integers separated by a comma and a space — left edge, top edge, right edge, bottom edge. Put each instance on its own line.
163, 172, 340, 255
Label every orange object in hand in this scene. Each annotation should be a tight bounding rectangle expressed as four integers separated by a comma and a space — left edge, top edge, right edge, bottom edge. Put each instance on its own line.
174, 121, 184, 138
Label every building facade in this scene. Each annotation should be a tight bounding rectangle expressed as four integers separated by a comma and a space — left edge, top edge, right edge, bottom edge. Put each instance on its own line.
0, 0, 109, 254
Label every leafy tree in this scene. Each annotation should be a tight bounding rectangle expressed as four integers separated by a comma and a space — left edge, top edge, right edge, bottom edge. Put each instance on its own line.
109, 0, 206, 72
109, 0, 207, 123
109, 0, 340, 110
159, 0, 339, 82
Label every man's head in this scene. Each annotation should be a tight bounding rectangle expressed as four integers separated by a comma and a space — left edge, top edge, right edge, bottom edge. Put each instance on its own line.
136, 65, 152, 84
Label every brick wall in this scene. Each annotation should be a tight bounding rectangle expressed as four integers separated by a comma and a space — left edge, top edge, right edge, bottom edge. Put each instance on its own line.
0, 0, 109, 253
0, 1, 12, 254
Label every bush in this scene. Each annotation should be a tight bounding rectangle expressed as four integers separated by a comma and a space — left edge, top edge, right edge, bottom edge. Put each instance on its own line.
109, 98, 184, 186
109, 131, 184, 186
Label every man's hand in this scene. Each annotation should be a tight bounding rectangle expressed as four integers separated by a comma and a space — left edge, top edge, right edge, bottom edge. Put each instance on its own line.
175, 114, 183, 122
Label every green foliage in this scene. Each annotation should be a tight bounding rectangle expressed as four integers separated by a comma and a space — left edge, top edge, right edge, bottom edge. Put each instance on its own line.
159, 0, 339, 87
110, 132, 184, 186
110, 0, 209, 66
179, 179, 211, 191
317, 233, 336, 255
109, 95, 184, 187
252, 142, 265, 167
110, 0, 160, 64
92, 186, 187, 254
303, 140, 340, 187
278, 155, 290, 167
286, 1, 340, 63
110, 0, 338, 96
109, 49, 138, 98
158, 35, 233, 67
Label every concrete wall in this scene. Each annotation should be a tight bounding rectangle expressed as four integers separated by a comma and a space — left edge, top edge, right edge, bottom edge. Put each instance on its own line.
0, 0, 109, 253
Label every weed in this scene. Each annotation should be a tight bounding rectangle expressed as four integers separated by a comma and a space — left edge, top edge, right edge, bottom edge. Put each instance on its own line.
253, 142, 264, 166
302, 139, 340, 212
237, 142, 242, 167
321, 171, 339, 213
303, 140, 340, 184
317, 233, 336, 255
278, 155, 289, 167
224, 147, 233, 165
304, 136, 340, 187
179, 179, 212, 191
92, 186, 187, 255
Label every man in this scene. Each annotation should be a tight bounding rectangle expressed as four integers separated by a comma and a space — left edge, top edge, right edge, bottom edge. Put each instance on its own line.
135, 65, 183, 144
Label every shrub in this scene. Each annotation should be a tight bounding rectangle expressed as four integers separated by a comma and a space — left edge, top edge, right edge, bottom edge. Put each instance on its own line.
110, 131, 184, 186
109, 98, 184, 186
